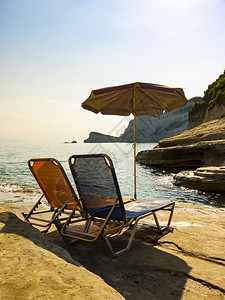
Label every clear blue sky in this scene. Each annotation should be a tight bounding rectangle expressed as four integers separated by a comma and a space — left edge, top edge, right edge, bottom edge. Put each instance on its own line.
1, 0, 225, 142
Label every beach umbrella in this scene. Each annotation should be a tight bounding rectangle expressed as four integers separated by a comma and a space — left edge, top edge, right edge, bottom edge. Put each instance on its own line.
82, 82, 187, 199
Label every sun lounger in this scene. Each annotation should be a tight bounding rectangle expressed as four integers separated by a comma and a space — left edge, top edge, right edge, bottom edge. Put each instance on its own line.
60, 154, 175, 256
22, 158, 82, 234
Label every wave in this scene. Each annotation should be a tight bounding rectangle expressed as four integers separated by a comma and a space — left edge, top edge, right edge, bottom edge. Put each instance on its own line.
0, 180, 38, 194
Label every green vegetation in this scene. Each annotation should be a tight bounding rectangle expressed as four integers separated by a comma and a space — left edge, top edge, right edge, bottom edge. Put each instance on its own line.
206, 71, 225, 111
191, 97, 204, 108
188, 71, 225, 128
190, 71, 225, 116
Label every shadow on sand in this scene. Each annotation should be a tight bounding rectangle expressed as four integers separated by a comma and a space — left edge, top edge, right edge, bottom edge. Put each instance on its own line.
48, 222, 192, 299
0, 211, 191, 299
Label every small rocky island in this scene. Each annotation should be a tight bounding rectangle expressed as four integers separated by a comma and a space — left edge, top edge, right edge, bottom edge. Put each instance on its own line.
64, 140, 77, 144
137, 71, 225, 193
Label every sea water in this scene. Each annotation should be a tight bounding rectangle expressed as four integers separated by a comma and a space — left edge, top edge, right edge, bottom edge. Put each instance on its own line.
0, 140, 224, 208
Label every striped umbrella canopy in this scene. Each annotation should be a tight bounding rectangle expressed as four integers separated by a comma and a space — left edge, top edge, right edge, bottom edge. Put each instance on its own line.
82, 82, 188, 199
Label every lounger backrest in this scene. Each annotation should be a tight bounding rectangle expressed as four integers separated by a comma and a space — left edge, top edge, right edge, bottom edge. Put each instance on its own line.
69, 154, 126, 218
28, 158, 79, 209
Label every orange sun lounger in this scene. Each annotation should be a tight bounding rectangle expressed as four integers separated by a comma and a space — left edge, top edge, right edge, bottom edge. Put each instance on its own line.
22, 158, 83, 234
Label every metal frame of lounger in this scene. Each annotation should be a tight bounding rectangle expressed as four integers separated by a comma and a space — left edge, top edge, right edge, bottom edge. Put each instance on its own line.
22, 158, 83, 234
104, 205, 174, 256
60, 154, 175, 256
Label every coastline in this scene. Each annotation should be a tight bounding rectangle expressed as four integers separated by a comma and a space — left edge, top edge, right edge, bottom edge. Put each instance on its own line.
1, 199, 225, 299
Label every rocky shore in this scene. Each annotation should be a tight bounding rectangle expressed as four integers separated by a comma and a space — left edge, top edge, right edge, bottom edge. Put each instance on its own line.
136, 118, 225, 168
136, 117, 225, 193
1, 201, 225, 299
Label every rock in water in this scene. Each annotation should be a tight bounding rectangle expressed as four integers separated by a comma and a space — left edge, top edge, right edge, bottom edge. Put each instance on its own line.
174, 166, 225, 193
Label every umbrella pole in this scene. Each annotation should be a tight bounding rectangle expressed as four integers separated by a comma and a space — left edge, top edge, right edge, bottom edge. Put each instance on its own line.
133, 84, 137, 200
133, 112, 137, 200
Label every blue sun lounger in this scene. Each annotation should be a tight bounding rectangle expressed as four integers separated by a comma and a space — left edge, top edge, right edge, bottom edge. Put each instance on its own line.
60, 154, 175, 256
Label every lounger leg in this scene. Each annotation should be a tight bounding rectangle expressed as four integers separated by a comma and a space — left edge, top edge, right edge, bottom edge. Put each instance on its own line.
153, 212, 163, 233
55, 220, 75, 244
167, 202, 175, 227
83, 217, 92, 234
22, 194, 45, 221
58, 217, 93, 244
41, 209, 59, 234
153, 202, 175, 233
103, 203, 175, 257
103, 221, 139, 257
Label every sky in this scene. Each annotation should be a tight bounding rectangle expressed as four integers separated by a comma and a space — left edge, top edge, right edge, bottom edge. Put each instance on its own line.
0, 0, 225, 142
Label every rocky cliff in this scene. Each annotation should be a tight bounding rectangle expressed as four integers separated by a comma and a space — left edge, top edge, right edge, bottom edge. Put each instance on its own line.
136, 71, 225, 193
84, 97, 200, 143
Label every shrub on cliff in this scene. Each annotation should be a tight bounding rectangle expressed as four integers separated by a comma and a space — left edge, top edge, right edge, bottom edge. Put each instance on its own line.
188, 71, 225, 128
208, 71, 225, 111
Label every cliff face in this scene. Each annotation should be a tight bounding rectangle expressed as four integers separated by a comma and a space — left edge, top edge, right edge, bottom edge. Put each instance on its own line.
187, 99, 209, 129
84, 97, 200, 143
121, 97, 200, 142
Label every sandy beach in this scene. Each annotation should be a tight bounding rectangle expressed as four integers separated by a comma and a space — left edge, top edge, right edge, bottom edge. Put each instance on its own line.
0, 199, 225, 299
